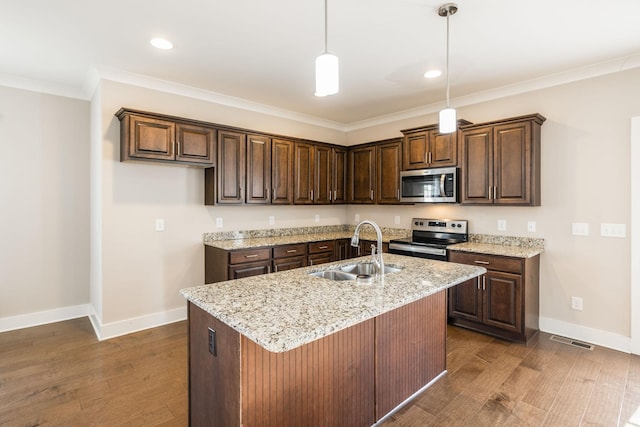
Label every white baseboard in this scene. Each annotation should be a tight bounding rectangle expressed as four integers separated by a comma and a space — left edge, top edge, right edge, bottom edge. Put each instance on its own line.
539, 316, 631, 354
90, 306, 187, 341
0, 304, 93, 333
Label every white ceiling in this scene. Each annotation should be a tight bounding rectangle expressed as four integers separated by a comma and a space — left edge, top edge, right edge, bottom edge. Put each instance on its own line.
2, 0, 640, 127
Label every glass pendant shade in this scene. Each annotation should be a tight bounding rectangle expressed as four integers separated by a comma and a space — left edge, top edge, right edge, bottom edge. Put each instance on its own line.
315, 53, 339, 97
439, 107, 457, 134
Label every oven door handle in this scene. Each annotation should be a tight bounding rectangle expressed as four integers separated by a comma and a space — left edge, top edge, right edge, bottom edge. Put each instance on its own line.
389, 242, 447, 257
440, 174, 446, 197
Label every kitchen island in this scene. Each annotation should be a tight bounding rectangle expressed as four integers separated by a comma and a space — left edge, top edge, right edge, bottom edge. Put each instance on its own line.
180, 253, 485, 427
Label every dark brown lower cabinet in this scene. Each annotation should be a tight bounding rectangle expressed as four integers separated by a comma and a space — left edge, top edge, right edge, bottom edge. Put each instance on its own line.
448, 251, 540, 343
188, 290, 446, 427
273, 243, 307, 272
307, 240, 335, 266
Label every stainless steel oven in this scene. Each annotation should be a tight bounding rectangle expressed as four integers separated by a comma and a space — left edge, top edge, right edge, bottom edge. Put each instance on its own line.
400, 167, 458, 203
389, 218, 468, 261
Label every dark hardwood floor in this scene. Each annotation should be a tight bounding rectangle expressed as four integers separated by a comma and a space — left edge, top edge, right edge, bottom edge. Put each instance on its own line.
2, 318, 640, 426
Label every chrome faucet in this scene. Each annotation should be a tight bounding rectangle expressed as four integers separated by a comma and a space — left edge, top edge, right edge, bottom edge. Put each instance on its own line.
351, 220, 385, 278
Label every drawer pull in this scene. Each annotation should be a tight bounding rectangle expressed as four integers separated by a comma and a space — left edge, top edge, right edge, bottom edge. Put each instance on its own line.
245, 254, 259, 258
286, 249, 297, 253
474, 260, 490, 265
318, 245, 329, 250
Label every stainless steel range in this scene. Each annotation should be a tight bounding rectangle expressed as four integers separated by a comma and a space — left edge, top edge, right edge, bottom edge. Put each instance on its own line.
389, 218, 468, 261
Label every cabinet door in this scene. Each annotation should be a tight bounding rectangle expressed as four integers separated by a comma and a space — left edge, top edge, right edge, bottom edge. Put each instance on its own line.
217, 131, 246, 204
271, 139, 294, 204
402, 132, 429, 170
335, 239, 352, 260
493, 121, 532, 205
332, 148, 348, 204
308, 252, 335, 266
175, 124, 216, 165
128, 115, 175, 161
314, 145, 332, 204
349, 146, 376, 204
246, 134, 271, 204
377, 141, 401, 204
228, 261, 271, 279
294, 142, 314, 204
460, 126, 493, 204
273, 256, 307, 272
483, 271, 522, 333
448, 277, 483, 323
428, 129, 457, 167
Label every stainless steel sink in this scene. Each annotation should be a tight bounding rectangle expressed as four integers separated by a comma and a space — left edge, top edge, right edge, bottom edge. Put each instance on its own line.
339, 263, 403, 275
309, 263, 403, 281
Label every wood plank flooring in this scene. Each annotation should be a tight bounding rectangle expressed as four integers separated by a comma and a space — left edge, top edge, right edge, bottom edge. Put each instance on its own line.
2, 318, 640, 426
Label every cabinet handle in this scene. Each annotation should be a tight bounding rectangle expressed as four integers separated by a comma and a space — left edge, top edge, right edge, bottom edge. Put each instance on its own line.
494, 186, 497, 200
266, 188, 270, 200
239, 187, 243, 200
310, 190, 314, 201
333, 190, 337, 201
397, 188, 400, 200
370, 189, 374, 200
318, 245, 328, 250
474, 260, 490, 265
428, 152, 432, 164
245, 254, 258, 258
286, 249, 297, 253
329, 190, 332, 201
425, 152, 428, 164
176, 141, 180, 155
482, 276, 486, 291
488, 186, 492, 200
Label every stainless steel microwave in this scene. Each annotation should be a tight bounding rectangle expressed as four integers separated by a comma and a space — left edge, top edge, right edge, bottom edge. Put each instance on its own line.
400, 167, 458, 203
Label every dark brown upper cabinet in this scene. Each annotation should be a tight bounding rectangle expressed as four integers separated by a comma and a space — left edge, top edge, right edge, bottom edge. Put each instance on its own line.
271, 138, 294, 204
376, 139, 402, 204
294, 141, 315, 204
401, 120, 471, 170
216, 130, 246, 204
331, 147, 348, 204
246, 134, 271, 204
348, 145, 376, 204
314, 145, 347, 205
459, 114, 545, 206
116, 108, 215, 166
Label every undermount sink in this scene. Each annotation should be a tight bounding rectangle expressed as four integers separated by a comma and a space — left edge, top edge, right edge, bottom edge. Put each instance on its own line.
309, 263, 403, 281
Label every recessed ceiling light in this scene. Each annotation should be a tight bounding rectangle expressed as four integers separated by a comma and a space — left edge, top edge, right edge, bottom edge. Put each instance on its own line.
150, 38, 173, 50
424, 70, 442, 79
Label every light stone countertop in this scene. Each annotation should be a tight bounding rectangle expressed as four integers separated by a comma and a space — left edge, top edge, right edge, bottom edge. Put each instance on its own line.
449, 242, 544, 258
180, 253, 485, 353
204, 230, 409, 251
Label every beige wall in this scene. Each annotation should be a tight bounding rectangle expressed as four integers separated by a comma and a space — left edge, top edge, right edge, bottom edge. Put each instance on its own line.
2, 66, 637, 350
0, 86, 90, 320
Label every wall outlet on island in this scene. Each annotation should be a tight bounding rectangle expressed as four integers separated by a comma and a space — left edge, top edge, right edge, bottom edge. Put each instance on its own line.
215, 217, 223, 228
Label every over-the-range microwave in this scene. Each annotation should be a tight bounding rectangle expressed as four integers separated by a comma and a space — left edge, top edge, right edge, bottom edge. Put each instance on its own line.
400, 166, 458, 203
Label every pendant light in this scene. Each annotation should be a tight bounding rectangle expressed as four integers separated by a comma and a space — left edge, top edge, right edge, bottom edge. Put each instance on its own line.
315, 0, 339, 97
438, 3, 458, 134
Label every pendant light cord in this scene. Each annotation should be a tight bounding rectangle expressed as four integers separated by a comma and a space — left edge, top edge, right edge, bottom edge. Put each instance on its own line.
445, 11, 450, 108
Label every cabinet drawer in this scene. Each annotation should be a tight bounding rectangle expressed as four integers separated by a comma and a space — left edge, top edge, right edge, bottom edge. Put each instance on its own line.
273, 243, 307, 259
308, 240, 336, 254
449, 251, 522, 274
229, 248, 271, 265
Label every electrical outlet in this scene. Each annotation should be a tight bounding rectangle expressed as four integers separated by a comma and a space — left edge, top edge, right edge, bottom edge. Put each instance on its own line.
497, 219, 507, 231
394, 215, 400, 225
269, 216, 275, 225
355, 214, 360, 222
571, 296, 583, 311
572, 222, 589, 236
315, 214, 320, 223
208, 327, 217, 356
155, 219, 165, 232
527, 221, 536, 232
215, 217, 223, 228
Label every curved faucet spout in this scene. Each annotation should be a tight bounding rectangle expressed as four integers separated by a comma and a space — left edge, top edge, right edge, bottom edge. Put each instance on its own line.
351, 220, 385, 278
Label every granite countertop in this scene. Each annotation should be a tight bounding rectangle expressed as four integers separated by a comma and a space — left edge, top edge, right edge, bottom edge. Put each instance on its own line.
448, 234, 544, 258
204, 230, 410, 251
180, 253, 485, 353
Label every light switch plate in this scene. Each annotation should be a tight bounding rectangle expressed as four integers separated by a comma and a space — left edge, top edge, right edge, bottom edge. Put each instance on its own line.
527, 221, 536, 232
572, 222, 589, 236
215, 217, 223, 228
394, 215, 400, 225
600, 223, 626, 238
497, 219, 507, 231
155, 219, 165, 232
269, 216, 275, 225
314, 214, 320, 223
